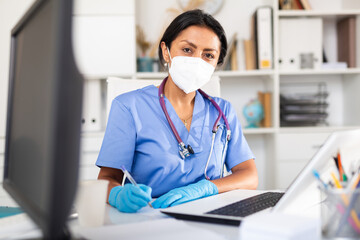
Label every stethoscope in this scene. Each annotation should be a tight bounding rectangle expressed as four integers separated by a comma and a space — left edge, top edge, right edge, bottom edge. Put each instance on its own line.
158, 77, 231, 179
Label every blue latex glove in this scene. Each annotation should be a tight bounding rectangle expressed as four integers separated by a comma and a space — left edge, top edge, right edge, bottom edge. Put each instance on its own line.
108, 184, 152, 213
152, 179, 218, 209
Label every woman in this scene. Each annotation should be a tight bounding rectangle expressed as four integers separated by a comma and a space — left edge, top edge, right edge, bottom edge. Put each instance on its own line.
96, 9, 258, 213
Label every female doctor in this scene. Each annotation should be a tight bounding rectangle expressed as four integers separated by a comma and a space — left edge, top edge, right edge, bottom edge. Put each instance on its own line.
96, 9, 258, 213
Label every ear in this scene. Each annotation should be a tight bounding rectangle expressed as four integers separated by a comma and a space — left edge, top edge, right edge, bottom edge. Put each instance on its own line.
161, 41, 170, 63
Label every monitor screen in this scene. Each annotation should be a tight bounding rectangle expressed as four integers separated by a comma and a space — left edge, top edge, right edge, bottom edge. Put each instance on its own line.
3, 0, 83, 238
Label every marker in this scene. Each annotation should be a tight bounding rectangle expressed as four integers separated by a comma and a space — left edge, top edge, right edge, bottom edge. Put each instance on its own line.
120, 165, 153, 208
312, 170, 328, 189
337, 152, 348, 182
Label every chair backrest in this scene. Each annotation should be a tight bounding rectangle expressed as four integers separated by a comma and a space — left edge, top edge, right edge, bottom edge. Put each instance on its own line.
106, 75, 221, 119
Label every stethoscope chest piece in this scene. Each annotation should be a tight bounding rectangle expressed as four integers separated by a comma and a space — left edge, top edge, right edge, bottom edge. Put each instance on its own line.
178, 142, 194, 159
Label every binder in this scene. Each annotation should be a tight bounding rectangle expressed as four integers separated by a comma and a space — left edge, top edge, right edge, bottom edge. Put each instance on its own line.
82, 79, 102, 132
254, 7, 273, 70
279, 18, 323, 70
337, 17, 356, 68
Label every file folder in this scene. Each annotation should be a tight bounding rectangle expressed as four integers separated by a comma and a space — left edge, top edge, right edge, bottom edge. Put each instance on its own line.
279, 18, 323, 70
254, 7, 273, 70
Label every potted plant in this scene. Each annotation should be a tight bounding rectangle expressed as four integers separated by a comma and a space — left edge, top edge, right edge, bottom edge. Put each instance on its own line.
136, 25, 153, 72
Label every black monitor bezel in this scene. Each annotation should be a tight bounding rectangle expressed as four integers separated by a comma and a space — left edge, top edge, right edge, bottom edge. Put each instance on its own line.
3, 0, 83, 238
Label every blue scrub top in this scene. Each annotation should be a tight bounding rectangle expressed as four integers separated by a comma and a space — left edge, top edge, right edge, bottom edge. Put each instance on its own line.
96, 84, 255, 197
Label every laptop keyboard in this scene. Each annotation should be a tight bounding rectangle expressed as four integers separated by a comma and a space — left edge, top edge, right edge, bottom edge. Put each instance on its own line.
206, 192, 284, 218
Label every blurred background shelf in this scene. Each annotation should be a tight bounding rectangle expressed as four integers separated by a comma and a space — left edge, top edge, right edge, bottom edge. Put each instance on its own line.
279, 68, 360, 76
278, 9, 360, 19
243, 128, 276, 135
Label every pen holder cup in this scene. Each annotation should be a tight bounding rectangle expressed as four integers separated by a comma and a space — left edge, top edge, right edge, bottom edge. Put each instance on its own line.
320, 188, 360, 239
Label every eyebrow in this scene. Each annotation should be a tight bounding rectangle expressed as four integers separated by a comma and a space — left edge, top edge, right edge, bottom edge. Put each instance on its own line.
180, 40, 219, 52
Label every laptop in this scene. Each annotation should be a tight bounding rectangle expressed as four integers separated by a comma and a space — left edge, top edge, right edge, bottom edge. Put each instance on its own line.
161, 129, 360, 225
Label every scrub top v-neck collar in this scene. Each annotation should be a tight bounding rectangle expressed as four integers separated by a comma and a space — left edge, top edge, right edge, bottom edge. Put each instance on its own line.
152, 85, 206, 153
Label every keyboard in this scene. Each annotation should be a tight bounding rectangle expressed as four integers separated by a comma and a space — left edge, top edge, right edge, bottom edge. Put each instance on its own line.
206, 192, 284, 218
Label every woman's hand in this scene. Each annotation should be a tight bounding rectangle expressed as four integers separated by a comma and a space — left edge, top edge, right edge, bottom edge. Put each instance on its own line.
152, 179, 218, 208
109, 184, 152, 213
98, 167, 152, 213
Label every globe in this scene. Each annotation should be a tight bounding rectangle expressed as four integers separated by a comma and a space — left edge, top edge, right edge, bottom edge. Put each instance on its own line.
243, 99, 264, 128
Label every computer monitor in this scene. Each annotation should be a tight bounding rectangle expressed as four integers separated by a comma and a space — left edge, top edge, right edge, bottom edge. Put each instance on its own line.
3, 0, 83, 239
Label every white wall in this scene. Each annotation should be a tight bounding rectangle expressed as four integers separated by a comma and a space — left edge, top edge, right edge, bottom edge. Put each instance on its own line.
135, 0, 273, 70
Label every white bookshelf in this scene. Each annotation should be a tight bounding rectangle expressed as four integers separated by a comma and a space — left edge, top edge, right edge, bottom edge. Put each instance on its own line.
0, 0, 359, 201
74, 0, 360, 190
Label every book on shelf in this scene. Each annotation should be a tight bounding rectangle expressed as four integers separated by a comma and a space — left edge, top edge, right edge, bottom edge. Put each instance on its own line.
292, 0, 304, 10
279, 0, 292, 10
230, 39, 238, 71
243, 15, 257, 70
253, 6, 273, 70
218, 33, 238, 71
337, 17, 356, 68
279, 0, 311, 10
299, 0, 311, 10
244, 39, 256, 70
258, 91, 272, 127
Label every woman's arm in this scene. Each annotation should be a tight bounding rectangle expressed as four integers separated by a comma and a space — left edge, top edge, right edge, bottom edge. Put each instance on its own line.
210, 159, 258, 193
98, 167, 124, 203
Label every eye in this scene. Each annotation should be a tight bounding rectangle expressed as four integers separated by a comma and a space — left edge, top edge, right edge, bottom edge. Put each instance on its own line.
204, 53, 215, 60
182, 48, 192, 54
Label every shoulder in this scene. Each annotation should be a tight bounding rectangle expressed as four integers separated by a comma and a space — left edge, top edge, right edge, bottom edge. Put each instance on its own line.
112, 85, 157, 108
210, 96, 233, 114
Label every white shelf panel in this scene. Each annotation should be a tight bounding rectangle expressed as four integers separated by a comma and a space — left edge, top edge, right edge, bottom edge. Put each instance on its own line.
134, 72, 167, 79
279, 68, 360, 76
83, 129, 277, 137
279, 126, 360, 134
84, 70, 276, 80
278, 9, 360, 18
215, 70, 274, 78
81, 131, 105, 138
243, 128, 276, 135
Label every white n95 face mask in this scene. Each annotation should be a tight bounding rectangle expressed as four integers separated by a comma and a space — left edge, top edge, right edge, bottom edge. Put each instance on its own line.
167, 47, 215, 94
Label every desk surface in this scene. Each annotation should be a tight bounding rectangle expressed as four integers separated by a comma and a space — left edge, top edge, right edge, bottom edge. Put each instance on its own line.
70, 205, 240, 240
3, 189, 322, 240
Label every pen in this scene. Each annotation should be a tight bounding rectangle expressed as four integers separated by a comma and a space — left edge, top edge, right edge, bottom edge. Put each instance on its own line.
337, 152, 348, 182
312, 170, 328, 189
120, 166, 153, 208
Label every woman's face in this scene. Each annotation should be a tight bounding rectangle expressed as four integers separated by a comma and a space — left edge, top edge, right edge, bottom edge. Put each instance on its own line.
161, 25, 221, 68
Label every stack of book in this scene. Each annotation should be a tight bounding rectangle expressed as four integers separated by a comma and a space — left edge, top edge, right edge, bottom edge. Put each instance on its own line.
280, 83, 328, 127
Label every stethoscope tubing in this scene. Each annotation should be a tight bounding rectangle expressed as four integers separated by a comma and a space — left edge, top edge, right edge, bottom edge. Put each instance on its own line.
158, 79, 183, 144
158, 77, 231, 179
